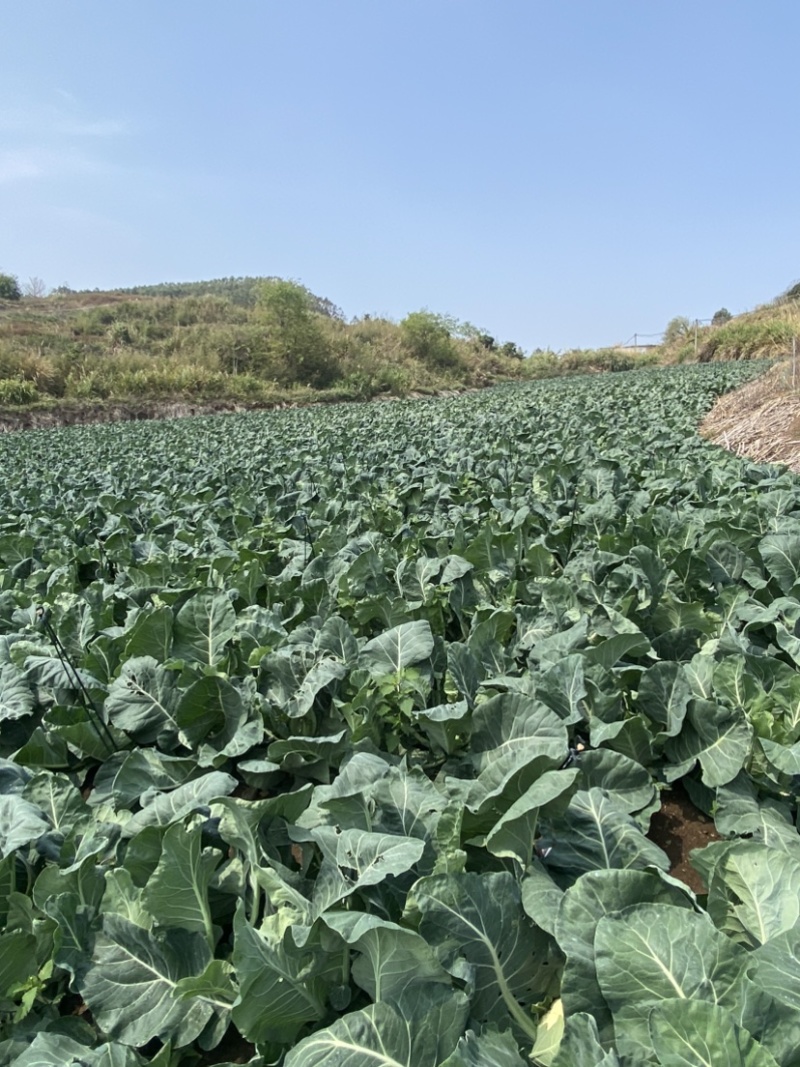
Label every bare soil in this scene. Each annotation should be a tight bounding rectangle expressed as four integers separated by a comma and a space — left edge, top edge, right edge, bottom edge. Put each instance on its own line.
648, 784, 721, 894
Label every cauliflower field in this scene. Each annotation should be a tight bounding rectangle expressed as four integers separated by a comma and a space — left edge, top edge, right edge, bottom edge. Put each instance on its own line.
2, 361, 800, 1066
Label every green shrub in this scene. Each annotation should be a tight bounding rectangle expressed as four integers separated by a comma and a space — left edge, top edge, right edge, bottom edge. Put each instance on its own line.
400, 311, 465, 372
698, 319, 794, 361
0, 274, 21, 301
0, 379, 39, 404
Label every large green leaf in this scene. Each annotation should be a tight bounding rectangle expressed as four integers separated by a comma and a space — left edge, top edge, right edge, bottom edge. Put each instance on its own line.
666, 701, 753, 787
440, 1026, 528, 1067
0, 929, 37, 1000
637, 661, 692, 737
77, 914, 215, 1047
554, 869, 695, 1040
173, 591, 236, 666
406, 871, 551, 1037
142, 818, 222, 946
122, 771, 237, 836
124, 605, 174, 661
540, 788, 669, 875
595, 902, 751, 1060
0, 794, 49, 856
175, 675, 252, 755
305, 826, 426, 915
284, 982, 469, 1067
105, 656, 180, 744
0, 661, 34, 722
231, 905, 335, 1045
485, 767, 579, 867
22, 770, 91, 835
520, 858, 564, 936
90, 749, 200, 810
552, 1012, 621, 1067
360, 620, 435, 678
575, 748, 657, 815
536, 654, 587, 724
752, 922, 800, 1013
649, 999, 780, 1067
468, 693, 568, 812
595, 902, 748, 1005
322, 912, 450, 1001
759, 533, 800, 595
10, 1034, 145, 1067
707, 842, 800, 948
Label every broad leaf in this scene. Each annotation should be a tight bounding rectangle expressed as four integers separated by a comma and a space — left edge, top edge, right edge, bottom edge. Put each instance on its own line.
284, 982, 469, 1067
360, 620, 434, 677
173, 591, 236, 666
321, 912, 449, 1001
666, 701, 752, 787
0, 794, 49, 856
406, 871, 551, 1035
540, 788, 669, 875
142, 818, 222, 946
105, 657, 180, 744
649, 999, 780, 1067
78, 914, 214, 1047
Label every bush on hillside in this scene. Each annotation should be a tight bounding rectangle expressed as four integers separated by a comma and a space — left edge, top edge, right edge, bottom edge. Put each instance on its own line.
401, 311, 465, 372
0, 274, 22, 301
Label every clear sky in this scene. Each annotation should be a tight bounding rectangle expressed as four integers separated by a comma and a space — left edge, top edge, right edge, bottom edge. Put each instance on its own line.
2, 1, 798, 351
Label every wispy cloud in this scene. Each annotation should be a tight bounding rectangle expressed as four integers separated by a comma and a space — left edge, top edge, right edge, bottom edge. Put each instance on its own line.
0, 92, 131, 185
0, 146, 113, 185
0, 150, 44, 183
0, 103, 129, 138
57, 118, 128, 137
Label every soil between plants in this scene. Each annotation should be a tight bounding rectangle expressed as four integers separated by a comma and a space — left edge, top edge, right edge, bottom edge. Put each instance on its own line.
648, 784, 721, 894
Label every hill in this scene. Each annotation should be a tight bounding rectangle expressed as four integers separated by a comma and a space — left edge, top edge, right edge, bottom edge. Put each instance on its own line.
0, 277, 538, 421
2, 271, 798, 430
660, 281, 800, 364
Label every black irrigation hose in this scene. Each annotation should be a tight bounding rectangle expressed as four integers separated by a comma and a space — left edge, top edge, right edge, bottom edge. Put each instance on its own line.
36, 608, 118, 754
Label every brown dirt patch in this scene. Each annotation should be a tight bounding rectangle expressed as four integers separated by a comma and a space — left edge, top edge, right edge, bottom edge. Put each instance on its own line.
648, 784, 720, 894
700, 359, 800, 471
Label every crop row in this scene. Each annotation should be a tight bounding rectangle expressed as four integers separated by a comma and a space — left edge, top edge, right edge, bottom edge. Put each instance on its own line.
0, 360, 797, 1066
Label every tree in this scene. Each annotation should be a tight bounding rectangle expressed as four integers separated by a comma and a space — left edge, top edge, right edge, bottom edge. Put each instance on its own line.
711, 307, 732, 326
400, 310, 462, 370
256, 279, 340, 387
499, 341, 524, 360
663, 316, 693, 345
0, 273, 21, 301
23, 276, 48, 298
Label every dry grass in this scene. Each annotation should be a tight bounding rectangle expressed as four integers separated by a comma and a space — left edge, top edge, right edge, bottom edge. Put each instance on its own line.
700, 359, 800, 471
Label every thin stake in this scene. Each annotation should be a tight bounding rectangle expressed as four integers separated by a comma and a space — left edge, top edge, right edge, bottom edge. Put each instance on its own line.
38, 610, 117, 753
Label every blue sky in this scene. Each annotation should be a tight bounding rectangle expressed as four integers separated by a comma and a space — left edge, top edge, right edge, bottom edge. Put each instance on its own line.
2, 1, 798, 350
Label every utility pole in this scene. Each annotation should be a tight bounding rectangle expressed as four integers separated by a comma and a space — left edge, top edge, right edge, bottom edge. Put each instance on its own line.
694, 320, 698, 358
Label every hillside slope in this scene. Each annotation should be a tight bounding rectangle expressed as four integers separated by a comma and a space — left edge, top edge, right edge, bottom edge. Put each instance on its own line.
701, 358, 800, 471
0, 277, 532, 416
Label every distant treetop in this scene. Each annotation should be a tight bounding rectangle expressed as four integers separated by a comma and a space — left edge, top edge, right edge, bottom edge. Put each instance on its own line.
0, 273, 21, 301
97, 276, 344, 318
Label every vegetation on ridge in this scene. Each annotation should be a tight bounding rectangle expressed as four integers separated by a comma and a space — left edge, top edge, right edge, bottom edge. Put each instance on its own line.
2, 269, 800, 419
0, 277, 538, 410
0, 273, 678, 416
